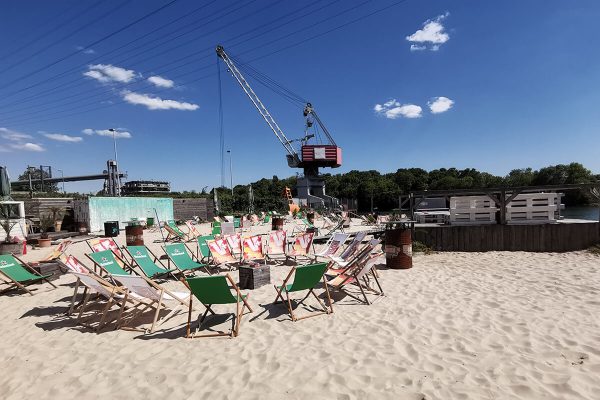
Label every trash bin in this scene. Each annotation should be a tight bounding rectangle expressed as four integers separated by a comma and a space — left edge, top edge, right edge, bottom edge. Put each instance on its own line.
272, 216, 284, 231
103, 221, 120, 237
385, 221, 413, 269
125, 224, 144, 246
146, 217, 154, 228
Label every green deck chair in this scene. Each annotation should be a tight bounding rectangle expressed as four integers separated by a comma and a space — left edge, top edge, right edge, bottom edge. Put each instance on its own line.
263, 214, 271, 224
233, 217, 241, 229
211, 221, 221, 235
164, 243, 209, 275
166, 220, 189, 241
125, 245, 178, 280
273, 262, 333, 321
86, 250, 130, 278
0, 254, 57, 295
196, 235, 214, 263
184, 274, 253, 338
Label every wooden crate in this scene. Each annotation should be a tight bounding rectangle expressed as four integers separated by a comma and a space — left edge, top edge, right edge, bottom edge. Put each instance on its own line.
32, 261, 65, 281
238, 264, 270, 290
450, 196, 498, 225
506, 193, 559, 224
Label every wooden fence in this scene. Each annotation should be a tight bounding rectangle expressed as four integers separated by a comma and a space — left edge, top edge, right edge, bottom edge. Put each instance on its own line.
173, 198, 213, 221
414, 222, 599, 252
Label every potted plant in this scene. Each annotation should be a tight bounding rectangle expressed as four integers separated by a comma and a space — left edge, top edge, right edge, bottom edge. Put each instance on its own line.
38, 213, 54, 247
49, 206, 65, 232
0, 204, 22, 255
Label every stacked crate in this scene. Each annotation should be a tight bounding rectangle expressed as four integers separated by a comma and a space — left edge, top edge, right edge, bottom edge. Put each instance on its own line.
450, 196, 498, 225
506, 193, 560, 224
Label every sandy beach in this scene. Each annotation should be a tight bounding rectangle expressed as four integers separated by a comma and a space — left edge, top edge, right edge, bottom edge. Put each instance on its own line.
1, 223, 599, 400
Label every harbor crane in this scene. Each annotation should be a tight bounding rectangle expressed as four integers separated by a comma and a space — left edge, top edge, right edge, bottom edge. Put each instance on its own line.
216, 45, 342, 209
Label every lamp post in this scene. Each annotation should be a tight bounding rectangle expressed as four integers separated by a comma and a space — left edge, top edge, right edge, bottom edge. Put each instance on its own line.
108, 128, 121, 196
227, 150, 233, 196
57, 169, 65, 193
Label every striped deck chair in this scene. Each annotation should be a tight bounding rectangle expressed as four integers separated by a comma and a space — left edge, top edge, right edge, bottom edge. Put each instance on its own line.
328, 231, 367, 265
0, 254, 57, 295
110, 273, 190, 333
224, 233, 242, 261
242, 235, 266, 265
39, 239, 72, 262
206, 238, 239, 270
326, 253, 384, 305
60, 255, 91, 274
87, 237, 123, 258
327, 238, 381, 275
288, 232, 315, 262
184, 220, 202, 240
315, 232, 349, 260
266, 230, 287, 263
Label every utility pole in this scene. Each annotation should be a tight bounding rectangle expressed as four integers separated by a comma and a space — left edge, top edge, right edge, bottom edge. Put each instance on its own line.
227, 150, 233, 196
109, 128, 121, 196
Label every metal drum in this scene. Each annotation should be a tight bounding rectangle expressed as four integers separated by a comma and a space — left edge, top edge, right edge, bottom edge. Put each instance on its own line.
385, 225, 412, 269
125, 225, 144, 246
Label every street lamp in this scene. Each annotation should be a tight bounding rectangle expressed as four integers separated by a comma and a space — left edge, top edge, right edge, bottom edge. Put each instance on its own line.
227, 150, 233, 196
57, 169, 65, 193
108, 128, 121, 196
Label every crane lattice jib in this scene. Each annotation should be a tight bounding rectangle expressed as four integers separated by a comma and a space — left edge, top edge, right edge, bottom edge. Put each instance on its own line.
216, 45, 300, 162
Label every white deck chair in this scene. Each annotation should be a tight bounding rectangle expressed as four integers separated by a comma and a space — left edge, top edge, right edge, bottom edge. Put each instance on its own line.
315, 232, 350, 259
221, 222, 235, 236
326, 253, 384, 304
111, 274, 190, 333
328, 231, 367, 265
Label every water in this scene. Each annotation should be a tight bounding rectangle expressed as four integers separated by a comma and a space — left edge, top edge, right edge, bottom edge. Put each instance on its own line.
562, 206, 599, 221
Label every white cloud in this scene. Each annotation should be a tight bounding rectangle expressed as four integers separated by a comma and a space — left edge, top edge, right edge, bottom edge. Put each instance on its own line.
82, 128, 132, 139
428, 96, 454, 114
121, 90, 199, 111
10, 142, 45, 152
374, 99, 422, 119
43, 133, 83, 142
406, 12, 450, 51
83, 64, 136, 83
0, 127, 32, 141
76, 46, 95, 54
147, 75, 174, 88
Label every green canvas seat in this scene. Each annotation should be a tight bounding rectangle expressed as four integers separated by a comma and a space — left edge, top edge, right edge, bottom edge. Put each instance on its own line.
184, 274, 252, 338
233, 217, 241, 229
164, 243, 209, 275
211, 221, 221, 235
124, 245, 177, 279
86, 249, 130, 277
196, 235, 214, 262
273, 262, 332, 321
0, 254, 57, 295
165, 220, 189, 241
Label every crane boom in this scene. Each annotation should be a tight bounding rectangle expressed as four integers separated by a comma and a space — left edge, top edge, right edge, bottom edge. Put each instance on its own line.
216, 45, 301, 168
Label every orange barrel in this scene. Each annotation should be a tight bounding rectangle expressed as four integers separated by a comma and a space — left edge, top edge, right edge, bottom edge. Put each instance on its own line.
125, 225, 144, 246
385, 227, 412, 269
272, 217, 284, 231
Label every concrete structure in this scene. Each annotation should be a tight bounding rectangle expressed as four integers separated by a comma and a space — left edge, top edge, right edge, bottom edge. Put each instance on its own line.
74, 197, 173, 232
121, 180, 170, 195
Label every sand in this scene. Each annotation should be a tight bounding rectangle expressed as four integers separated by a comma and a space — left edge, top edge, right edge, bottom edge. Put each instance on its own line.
1, 221, 599, 399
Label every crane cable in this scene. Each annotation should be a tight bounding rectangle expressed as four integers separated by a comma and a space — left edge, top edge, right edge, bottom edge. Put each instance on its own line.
217, 59, 226, 188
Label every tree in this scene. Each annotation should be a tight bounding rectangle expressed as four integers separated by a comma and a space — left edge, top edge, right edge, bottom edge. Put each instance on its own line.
16, 167, 59, 192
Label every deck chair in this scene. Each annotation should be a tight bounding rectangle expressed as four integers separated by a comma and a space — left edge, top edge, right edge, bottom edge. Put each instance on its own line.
288, 232, 315, 262
326, 254, 384, 305
263, 213, 271, 225
273, 262, 333, 321
183, 274, 253, 338
327, 238, 381, 275
86, 250, 131, 280
221, 222, 235, 236
68, 271, 136, 332
59, 255, 92, 274
329, 231, 367, 265
39, 239, 72, 262
250, 214, 260, 225
164, 243, 210, 275
224, 233, 242, 261
211, 221, 221, 235
0, 254, 57, 295
195, 234, 214, 263
315, 232, 350, 259
233, 217, 241, 229
242, 235, 266, 264
123, 245, 178, 280
87, 237, 123, 257
206, 238, 239, 270
292, 218, 317, 235
184, 220, 202, 240
111, 273, 190, 333
164, 220, 189, 242
266, 230, 287, 263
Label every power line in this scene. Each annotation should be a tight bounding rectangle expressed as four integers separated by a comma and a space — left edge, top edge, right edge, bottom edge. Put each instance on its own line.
0, 0, 180, 92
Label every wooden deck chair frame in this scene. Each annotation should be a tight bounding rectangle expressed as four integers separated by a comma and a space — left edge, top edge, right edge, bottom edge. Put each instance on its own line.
182, 274, 253, 338
86, 237, 123, 257
273, 263, 333, 322
0, 254, 57, 296
195, 235, 214, 264
315, 232, 350, 260
121, 245, 179, 280
326, 253, 384, 305
163, 223, 186, 242
39, 239, 73, 262
184, 220, 202, 240
327, 238, 381, 276
111, 273, 190, 333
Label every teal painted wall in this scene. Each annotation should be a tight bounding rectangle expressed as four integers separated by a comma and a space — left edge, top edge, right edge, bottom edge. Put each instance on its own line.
88, 197, 173, 232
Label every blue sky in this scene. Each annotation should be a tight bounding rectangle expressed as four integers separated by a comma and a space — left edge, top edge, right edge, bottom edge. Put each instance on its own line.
1, 0, 599, 193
